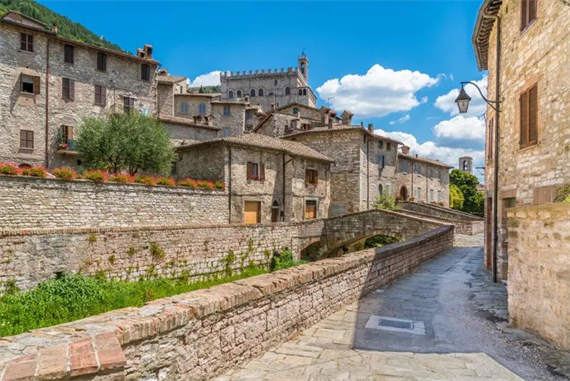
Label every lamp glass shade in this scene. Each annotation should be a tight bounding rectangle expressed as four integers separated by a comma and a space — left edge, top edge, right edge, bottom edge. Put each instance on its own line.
454, 87, 471, 114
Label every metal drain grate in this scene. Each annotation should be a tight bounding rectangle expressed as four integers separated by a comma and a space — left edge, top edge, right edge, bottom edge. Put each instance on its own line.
379, 318, 413, 330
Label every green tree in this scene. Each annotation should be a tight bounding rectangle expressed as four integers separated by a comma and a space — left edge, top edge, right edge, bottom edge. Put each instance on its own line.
449, 184, 464, 210
76, 113, 175, 175
449, 169, 484, 216
374, 192, 399, 211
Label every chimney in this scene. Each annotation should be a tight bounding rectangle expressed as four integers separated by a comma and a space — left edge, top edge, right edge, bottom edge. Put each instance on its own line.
328, 117, 334, 129
270, 103, 275, 111
51, 23, 58, 34
341, 110, 353, 125
401, 145, 410, 155
368, 123, 374, 133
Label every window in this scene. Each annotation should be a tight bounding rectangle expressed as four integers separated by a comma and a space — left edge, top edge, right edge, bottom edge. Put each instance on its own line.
379, 155, 385, 168
429, 189, 434, 202
305, 200, 317, 219
520, 85, 538, 148
123, 96, 135, 113
258, 89, 264, 96
250, 89, 256, 97
141, 64, 150, 81
198, 103, 206, 115
305, 169, 318, 186
97, 52, 107, 71
387, 142, 392, 150
437, 190, 442, 202
299, 89, 303, 96
223, 106, 231, 116
64, 44, 74, 63
378, 184, 383, 195
20, 74, 39, 94
228, 90, 234, 99
521, 0, 537, 32
274, 80, 278, 86
302, 89, 307, 96
59, 125, 73, 147
62, 78, 75, 100
378, 141, 383, 149
402, 160, 409, 173
237, 90, 242, 98
271, 201, 280, 223
414, 164, 422, 175
95, 85, 106, 105
247, 162, 264, 181
180, 102, 189, 114
171, 161, 177, 176
20, 33, 33, 52
293, 108, 299, 114
223, 128, 230, 137
438, 170, 442, 181
429, 168, 434, 178
416, 187, 422, 200
246, 111, 253, 120
487, 117, 494, 161
386, 183, 392, 196
285, 87, 290, 95
20, 130, 34, 149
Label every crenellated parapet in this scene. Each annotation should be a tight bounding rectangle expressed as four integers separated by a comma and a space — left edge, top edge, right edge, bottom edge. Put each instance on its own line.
221, 67, 299, 79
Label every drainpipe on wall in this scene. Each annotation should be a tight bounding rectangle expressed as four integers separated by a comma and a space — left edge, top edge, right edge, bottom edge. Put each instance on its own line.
411, 161, 414, 201
45, 38, 50, 169
366, 137, 370, 210
282, 155, 294, 222
228, 146, 232, 224
484, 10, 501, 284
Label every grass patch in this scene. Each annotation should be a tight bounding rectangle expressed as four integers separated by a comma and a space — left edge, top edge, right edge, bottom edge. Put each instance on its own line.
270, 248, 307, 271
0, 267, 266, 337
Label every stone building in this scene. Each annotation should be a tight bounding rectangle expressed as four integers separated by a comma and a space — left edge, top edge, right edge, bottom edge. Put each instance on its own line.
473, 0, 570, 348
220, 55, 317, 112
176, 134, 333, 224
252, 103, 339, 137
458, 156, 474, 175
395, 146, 452, 206
0, 11, 159, 168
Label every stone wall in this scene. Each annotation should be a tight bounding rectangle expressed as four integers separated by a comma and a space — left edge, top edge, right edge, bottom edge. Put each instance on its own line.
506, 203, 570, 350
0, 176, 229, 230
0, 225, 454, 381
399, 202, 483, 235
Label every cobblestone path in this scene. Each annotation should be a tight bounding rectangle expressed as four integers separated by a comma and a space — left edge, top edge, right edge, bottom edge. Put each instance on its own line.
216, 234, 570, 381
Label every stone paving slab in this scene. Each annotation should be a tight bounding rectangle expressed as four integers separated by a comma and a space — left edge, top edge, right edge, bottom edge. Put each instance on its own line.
218, 234, 570, 381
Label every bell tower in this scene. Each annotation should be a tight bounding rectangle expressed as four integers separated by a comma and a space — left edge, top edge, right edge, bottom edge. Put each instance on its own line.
298, 53, 309, 82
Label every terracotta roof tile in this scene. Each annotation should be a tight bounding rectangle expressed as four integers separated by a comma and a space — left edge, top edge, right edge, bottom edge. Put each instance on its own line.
158, 115, 221, 131
284, 125, 403, 145
398, 153, 453, 169
157, 76, 187, 84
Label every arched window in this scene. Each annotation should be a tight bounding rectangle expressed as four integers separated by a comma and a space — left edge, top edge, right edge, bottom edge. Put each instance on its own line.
378, 184, 383, 195
285, 87, 290, 95
258, 89, 264, 96
228, 90, 234, 99
180, 102, 189, 114
198, 103, 206, 115
250, 89, 256, 97
299, 89, 303, 95
303, 89, 307, 96
237, 90, 242, 98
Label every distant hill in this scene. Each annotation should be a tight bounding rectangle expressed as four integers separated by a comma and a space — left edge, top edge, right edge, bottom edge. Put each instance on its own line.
0, 0, 125, 53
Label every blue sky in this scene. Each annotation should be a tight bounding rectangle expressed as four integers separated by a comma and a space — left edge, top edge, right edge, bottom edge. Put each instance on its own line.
38, 0, 488, 177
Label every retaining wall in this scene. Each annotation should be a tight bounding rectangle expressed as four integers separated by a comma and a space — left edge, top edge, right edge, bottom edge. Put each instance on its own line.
400, 202, 484, 235
0, 225, 454, 381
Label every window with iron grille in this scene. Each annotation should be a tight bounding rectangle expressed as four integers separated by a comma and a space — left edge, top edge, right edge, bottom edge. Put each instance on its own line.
20, 33, 33, 52
97, 52, 107, 71
95, 85, 106, 105
64, 44, 74, 64
520, 85, 538, 148
521, 0, 537, 32
20, 130, 34, 149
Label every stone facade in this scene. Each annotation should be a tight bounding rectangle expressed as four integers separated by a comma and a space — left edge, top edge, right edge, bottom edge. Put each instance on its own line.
475, 0, 570, 280
0, 12, 159, 168
220, 55, 317, 112
506, 203, 570, 350
176, 135, 332, 224
0, 176, 229, 230
0, 224, 454, 381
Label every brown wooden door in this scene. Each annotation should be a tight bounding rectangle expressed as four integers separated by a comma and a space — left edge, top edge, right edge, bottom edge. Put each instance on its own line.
305, 200, 317, 219
244, 201, 260, 224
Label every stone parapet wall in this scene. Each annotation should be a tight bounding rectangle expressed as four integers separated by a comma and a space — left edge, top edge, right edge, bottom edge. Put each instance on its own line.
399, 202, 484, 235
0, 176, 229, 230
507, 203, 570, 350
0, 225, 454, 381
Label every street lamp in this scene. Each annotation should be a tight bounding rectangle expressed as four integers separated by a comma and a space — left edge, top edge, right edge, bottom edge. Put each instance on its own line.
455, 80, 501, 283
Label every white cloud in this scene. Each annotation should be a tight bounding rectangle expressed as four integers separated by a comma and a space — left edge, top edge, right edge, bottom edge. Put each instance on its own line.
389, 114, 411, 125
435, 75, 488, 117
433, 115, 485, 147
189, 71, 221, 87
316, 64, 440, 118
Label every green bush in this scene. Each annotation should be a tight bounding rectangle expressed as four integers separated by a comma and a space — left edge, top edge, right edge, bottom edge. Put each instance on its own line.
374, 192, 399, 211
364, 235, 402, 249
270, 248, 307, 271
555, 186, 570, 203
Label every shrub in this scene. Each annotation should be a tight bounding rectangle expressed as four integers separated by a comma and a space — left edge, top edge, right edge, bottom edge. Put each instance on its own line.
374, 192, 399, 211
214, 181, 224, 190
150, 242, 166, 259
82, 170, 108, 183
134, 175, 157, 186
52, 167, 77, 181
270, 248, 306, 271
197, 180, 215, 190
178, 178, 198, 188
156, 177, 175, 187
22, 166, 47, 178
0, 162, 20, 176
554, 186, 570, 203
109, 173, 135, 184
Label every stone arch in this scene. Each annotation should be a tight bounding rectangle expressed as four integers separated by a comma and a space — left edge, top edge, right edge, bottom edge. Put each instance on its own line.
400, 185, 409, 201
250, 89, 256, 97
237, 90, 242, 98
228, 90, 234, 99
258, 88, 264, 97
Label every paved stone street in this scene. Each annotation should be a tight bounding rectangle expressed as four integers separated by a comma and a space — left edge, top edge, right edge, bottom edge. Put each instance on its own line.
217, 235, 570, 381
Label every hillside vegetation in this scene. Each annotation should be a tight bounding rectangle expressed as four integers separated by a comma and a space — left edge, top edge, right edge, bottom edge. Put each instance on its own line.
0, 0, 125, 53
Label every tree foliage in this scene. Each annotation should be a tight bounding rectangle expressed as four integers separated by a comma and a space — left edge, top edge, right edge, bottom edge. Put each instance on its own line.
374, 192, 399, 211
76, 113, 175, 175
449, 169, 484, 216
449, 184, 464, 210
0, 0, 125, 53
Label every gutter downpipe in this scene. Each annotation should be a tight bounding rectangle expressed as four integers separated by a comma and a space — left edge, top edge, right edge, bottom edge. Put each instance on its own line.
366, 138, 370, 210
484, 9, 501, 284
283, 155, 294, 222
45, 38, 50, 169
228, 146, 232, 224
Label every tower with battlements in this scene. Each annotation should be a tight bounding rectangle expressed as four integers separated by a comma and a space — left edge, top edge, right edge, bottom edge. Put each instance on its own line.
220, 55, 316, 112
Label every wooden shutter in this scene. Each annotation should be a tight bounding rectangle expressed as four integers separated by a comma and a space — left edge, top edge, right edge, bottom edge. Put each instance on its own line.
520, 91, 528, 146
247, 162, 253, 180
529, 85, 538, 144
33, 76, 40, 95
305, 169, 310, 184
20, 33, 26, 50
70, 79, 75, 100
260, 164, 265, 181
101, 86, 107, 105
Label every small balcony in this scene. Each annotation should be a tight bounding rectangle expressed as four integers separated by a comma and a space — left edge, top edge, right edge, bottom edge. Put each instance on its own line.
57, 138, 78, 155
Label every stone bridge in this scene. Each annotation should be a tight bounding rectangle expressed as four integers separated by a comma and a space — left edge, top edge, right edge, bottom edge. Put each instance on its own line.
398, 202, 483, 235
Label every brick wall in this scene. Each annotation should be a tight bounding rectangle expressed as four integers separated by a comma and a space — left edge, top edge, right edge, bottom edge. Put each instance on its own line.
507, 203, 570, 350
0, 225, 454, 381
0, 176, 229, 230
